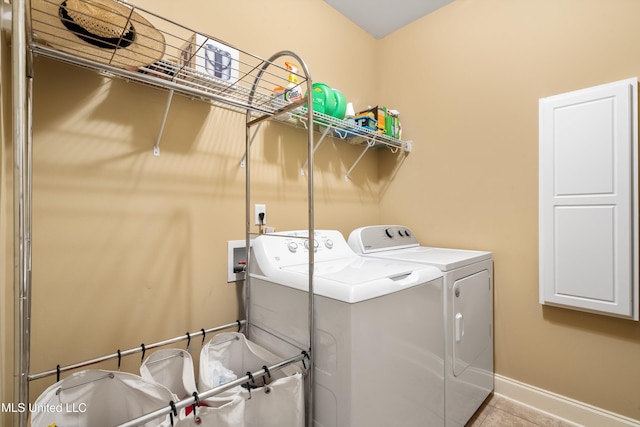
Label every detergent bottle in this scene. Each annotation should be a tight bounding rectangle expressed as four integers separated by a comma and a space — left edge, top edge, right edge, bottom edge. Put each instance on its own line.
271, 83, 288, 120
283, 61, 303, 103
272, 62, 303, 120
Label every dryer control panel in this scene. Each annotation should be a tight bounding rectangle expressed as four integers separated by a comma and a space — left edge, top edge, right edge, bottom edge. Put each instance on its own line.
348, 225, 420, 254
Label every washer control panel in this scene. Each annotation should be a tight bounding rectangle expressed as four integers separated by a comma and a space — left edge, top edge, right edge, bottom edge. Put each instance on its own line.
255, 230, 355, 266
348, 225, 420, 254
286, 235, 333, 253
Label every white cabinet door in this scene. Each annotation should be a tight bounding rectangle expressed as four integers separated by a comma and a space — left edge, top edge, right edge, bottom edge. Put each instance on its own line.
539, 78, 639, 320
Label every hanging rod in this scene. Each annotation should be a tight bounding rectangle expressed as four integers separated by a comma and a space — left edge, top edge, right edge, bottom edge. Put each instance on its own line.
28, 320, 246, 381
118, 351, 308, 427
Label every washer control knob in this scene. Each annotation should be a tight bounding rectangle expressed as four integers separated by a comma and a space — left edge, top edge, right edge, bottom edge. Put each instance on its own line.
303, 239, 319, 250
385, 228, 394, 238
287, 242, 298, 253
404, 229, 411, 237
324, 239, 334, 249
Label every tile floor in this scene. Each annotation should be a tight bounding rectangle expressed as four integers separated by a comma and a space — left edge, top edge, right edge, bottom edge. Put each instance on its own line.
466, 394, 577, 427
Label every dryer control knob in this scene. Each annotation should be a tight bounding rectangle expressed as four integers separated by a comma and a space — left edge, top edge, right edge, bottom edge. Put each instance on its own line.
287, 242, 298, 253
324, 239, 334, 249
404, 229, 411, 237
385, 228, 394, 238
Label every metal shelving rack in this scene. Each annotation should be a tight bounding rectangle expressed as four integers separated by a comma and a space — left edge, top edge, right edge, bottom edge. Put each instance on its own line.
11, 0, 321, 425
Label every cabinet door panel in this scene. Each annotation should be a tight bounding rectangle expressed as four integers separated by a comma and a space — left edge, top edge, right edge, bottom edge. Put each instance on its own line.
539, 78, 638, 319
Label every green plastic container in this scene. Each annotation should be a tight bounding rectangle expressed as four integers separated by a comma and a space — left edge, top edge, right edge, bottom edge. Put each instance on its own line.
308, 83, 336, 116
331, 89, 347, 120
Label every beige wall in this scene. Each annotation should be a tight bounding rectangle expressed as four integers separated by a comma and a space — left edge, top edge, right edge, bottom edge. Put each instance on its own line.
377, 0, 640, 420
3, 0, 640, 424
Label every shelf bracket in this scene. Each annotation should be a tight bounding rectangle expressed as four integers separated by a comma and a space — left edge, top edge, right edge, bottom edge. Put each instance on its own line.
153, 89, 175, 157
301, 125, 332, 175
345, 138, 377, 181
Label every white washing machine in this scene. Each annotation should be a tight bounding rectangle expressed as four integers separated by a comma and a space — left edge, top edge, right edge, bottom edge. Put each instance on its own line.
247, 230, 445, 427
348, 225, 494, 427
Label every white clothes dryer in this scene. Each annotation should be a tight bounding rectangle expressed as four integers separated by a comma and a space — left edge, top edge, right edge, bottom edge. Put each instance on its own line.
348, 225, 494, 427
247, 230, 445, 427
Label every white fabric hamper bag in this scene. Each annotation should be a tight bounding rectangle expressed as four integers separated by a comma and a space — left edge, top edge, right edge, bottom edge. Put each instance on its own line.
141, 349, 198, 399
198, 332, 305, 427
141, 348, 246, 427
31, 369, 177, 427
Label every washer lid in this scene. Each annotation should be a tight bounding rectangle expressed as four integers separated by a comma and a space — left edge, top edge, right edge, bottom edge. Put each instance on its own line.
257, 257, 442, 303
283, 257, 424, 283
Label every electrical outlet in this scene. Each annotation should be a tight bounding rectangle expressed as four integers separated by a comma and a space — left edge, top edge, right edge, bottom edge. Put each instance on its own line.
254, 204, 266, 225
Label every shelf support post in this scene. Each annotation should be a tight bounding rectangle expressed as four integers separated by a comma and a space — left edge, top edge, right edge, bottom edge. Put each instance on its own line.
13, 1, 33, 426
239, 122, 262, 168
245, 51, 315, 427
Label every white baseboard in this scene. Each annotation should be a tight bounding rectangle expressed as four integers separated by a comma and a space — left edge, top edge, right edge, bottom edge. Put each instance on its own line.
494, 374, 640, 427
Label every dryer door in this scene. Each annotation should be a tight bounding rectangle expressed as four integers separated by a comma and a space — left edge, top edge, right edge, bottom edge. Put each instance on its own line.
452, 270, 492, 377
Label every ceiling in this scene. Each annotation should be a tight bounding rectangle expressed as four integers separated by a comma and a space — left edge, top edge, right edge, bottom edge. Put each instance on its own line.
323, 0, 454, 39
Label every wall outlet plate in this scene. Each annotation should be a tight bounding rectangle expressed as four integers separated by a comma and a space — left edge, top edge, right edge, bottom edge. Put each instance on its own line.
254, 204, 266, 225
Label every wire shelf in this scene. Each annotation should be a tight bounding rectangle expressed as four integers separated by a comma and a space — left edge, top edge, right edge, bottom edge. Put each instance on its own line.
279, 107, 409, 151
29, 0, 298, 118
27, 0, 410, 152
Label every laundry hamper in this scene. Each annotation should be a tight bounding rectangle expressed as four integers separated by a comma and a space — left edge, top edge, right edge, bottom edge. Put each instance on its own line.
198, 332, 305, 427
31, 369, 177, 427
141, 348, 245, 427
